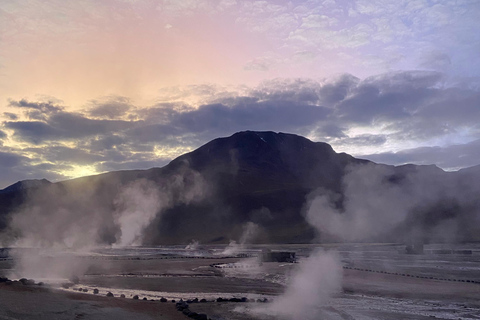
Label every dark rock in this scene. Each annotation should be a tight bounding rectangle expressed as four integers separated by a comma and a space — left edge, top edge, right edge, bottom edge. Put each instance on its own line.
176, 301, 189, 311
82, 289, 88, 293
133, 295, 139, 300
142, 297, 147, 301
106, 292, 114, 297
160, 297, 167, 302
61, 283, 71, 289
19, 278, 35, 286
93, 288, 99, 294
120, 294, 125, 298
200, 299, 207, 303
0, 277, 9, 283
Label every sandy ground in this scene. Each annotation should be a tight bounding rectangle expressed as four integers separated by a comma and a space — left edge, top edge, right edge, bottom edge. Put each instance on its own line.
0, 282, 189, 320
0, 282, 188, 320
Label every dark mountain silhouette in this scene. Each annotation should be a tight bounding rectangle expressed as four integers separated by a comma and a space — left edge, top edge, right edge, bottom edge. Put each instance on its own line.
0, 131, 479, 245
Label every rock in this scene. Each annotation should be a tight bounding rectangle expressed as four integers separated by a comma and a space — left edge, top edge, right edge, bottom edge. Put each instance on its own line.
142, 297, 147, 301
176, 301, 189, 311
133, 295, 139, 300
61, 283, 71, 289
82, 289, 88, 293
0, 277, 9, 283
19, 278, 35, 286
200, 299, 207, 303
120, 294, 125, 298
216, 297, 224, 302
106, 292, 114, 297
160, 297, 167, 302
93, 289, 99, 294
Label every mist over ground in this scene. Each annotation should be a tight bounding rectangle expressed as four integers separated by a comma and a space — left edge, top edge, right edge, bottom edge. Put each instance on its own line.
1, 131, 480, 250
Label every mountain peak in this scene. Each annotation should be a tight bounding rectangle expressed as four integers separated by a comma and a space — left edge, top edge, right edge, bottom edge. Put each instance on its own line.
0, 178, 51, 194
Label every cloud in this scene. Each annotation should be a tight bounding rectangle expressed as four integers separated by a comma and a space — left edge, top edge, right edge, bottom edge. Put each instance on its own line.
3, 113, 18, 120
25, 146, 104, 165
87, 97, 132, 119
8, 99, 63, 113
0, 151, 26, 168
5, 106, 139, 144
336, 134, 387, 147
361, 139, 480, 171
335, 71, 442, 124
1, 70, 480, 189
419, 51, 452, 70
318, 74, 359, 105
4, 121, 59, 144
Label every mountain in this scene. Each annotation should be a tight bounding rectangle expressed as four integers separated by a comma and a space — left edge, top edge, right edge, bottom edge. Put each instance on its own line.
1, 131, 479, 246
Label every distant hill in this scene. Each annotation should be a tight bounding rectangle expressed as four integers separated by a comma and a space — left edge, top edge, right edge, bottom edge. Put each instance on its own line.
1, 131, 479, 246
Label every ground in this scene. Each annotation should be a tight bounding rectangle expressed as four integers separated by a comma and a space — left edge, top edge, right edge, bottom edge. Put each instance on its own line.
0, 243, 479, 319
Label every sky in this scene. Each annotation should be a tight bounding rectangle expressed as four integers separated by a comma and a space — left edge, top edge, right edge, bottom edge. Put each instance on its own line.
0, 0, 479, 189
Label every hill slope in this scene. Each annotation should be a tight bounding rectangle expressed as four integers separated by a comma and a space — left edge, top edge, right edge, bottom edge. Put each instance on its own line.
0, 131, 479, 246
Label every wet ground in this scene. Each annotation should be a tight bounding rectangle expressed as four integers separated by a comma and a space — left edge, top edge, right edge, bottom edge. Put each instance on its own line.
1, 243, 480, 319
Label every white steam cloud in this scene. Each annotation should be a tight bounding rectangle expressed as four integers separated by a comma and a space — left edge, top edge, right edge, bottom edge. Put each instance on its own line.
1, 165, 208, 280
221, 222, 259, 255
113, 179, 163, 246
255, 250, 342, 319
305, 163, 479, 242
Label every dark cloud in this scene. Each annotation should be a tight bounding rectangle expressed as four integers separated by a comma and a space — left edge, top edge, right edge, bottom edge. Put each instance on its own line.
5, 113, 139, 144
335, 71, 442, 123
88, 135, 126, 151
5, 121, 59, 144
360, 139, 480, 170
0, 151, 26, 168
0, 130, 6, 140
3, 112, 18, 120
252, 78, 321, 104
318, 74, 359, 105
88, 97, 131, 119
127, 99, 330, 145
1, 70, 480, 188
313, 123, 346, 139
8, 99, 63, 113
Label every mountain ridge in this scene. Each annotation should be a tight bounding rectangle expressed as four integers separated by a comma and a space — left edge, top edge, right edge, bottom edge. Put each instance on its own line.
0, 131, 479, 246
